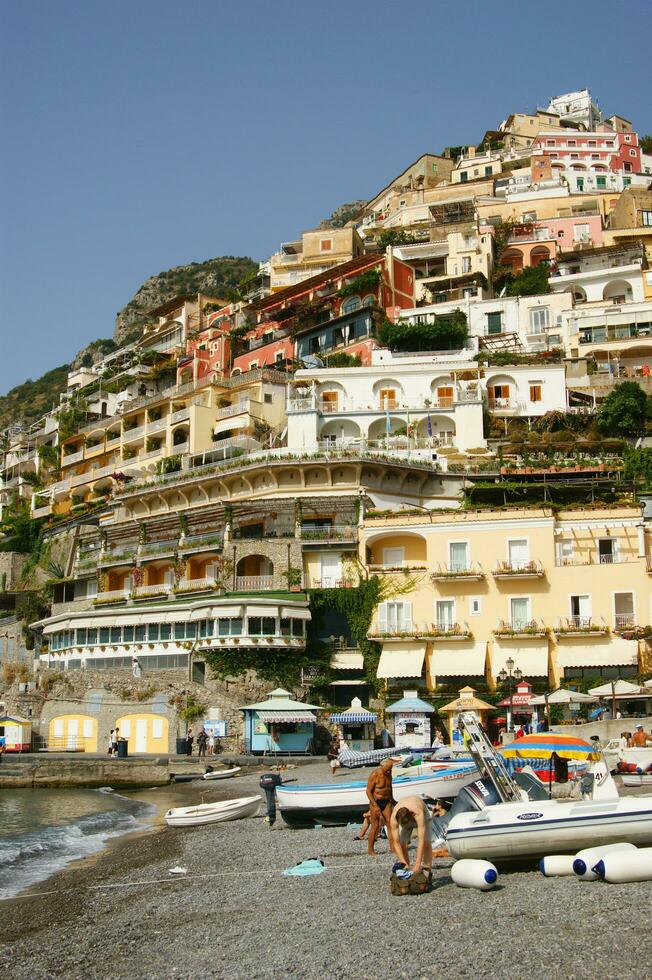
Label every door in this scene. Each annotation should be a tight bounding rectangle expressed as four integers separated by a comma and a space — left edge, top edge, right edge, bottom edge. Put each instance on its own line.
320, 553, 341, 588
508, 539, 529, 569
436, 386, 454, 408
67, 718, 78, 750
511, 597, 530, 628
135, 718, 148, 753
436, 600, 455, 630
598, 539, 615, 564
449, 542, 468, 572
570, 595, 591, 626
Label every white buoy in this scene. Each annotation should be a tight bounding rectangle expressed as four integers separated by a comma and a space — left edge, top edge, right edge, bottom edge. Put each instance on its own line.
593, 847, 652, 883
573, 842, 637, 880
451, 859, 498, 891
539, 855, 576, 877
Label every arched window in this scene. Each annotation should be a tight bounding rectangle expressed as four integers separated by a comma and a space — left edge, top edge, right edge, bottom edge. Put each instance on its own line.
341, 296, 362, 314
362, 294, 376, 307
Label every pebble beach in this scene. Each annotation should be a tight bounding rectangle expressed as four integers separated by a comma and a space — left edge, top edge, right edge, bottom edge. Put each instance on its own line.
0, 761, 648, 980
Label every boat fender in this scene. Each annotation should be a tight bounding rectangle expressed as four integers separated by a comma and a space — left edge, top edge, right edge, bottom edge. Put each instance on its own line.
539, 855, 576, 877
451, 859, 498, 891
573, 842, 637, 880
593, 847, 652, 883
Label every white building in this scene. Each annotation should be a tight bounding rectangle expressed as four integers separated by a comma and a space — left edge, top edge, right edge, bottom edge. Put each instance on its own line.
544, 90, 603, 130
549, 243, 647, 305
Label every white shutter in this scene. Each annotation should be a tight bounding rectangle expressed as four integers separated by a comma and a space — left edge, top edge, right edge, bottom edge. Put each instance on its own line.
82, 719, 94, 738
401, 601, 412, 630
152, 718, 164, 739
120, 719, 131, 738
378, 601, 388, 631
53, 719, 64, 738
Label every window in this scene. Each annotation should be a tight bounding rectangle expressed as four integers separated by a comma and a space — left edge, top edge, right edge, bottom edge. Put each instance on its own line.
320, 239, 332, 252
529, 384, 542, 403
641, 211, 652, 227
567, 140, 576, 147
614, 592, 635, 629
110, 627, 121, 644
547, 140, 555, 146
436, 600, 455, 629
341, 296, 361, 314
598, 538, 617, 564
484, 166, 492, 177
486, 311, 503, 335
99, 627, 110, 645
522, 211, 537, 222
462, 256, 472, 274
596, 176, 607, 189
379, 388, 398, 409
123, 626, 135, 643
490, 384, 510, 404
623, 164, 632, 173
264, 393, 272, 404
529, 307, 550, 333
217, 617, 243, 636
460, 172, 468, 182
557, 541, 574, 566
508, 539, 529, 569
378, 601, 412, 632
248, 616, 276, 636
449, 542, 469, 571
510, 597, 531, 628
432, 163, 438, 172
470, 597, 482, 616
574, 223, 590, 242
570, 594, 591, 625
587, 141, 596, 147
382, 547, 405, 567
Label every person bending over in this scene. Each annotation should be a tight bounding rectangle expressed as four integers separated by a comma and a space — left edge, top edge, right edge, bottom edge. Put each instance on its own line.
390, 795, 433, 874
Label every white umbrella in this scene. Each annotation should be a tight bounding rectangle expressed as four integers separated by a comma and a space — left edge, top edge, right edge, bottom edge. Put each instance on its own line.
588, 680, 642, 697
529, 688, 597, 706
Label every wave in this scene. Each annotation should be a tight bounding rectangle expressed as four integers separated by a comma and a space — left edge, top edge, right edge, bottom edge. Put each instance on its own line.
0, 801, 152, 900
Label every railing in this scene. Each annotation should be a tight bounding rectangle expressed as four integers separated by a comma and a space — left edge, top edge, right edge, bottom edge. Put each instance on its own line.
432, 561, 484, 579
100, 547, 136, 564
170, 408, 190, 424
493, 559, 544, 577
32, 503, 52, 519
235, 575, 274, 591
105, 435, 122, 450
368, 620, 470, 638
487, 399, 522, 412
179, 533, 224, 551
615, 614, 636, 630
122, 425, 145, 442
598, 553, 619, 564
214, 400, 250, 420
171, 441, 189, 455
62, 449, 84, 466
133, 583, 172, 598
147, 417, 168, 433
367, 562, 427, 573
175, 577, 217, 593
94, 589, 130, 603
300, 524, 357, 541
140, 539, 178, 556
494, 619, 546, 636
555, 617, 609, 634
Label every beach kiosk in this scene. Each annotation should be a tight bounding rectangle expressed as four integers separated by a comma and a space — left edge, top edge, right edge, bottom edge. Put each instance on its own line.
241, 688, 319, 755
329, 697, 377, 751
496, 680, 535, 732
386, 690, 435, 750
439, 686, 494, 746
0, 715, 32, 752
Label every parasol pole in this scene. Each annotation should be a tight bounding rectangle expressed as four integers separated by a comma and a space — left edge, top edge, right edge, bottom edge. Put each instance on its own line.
611, 681, 616, 721
545, 693, 551, 731
549, 755, 553, 799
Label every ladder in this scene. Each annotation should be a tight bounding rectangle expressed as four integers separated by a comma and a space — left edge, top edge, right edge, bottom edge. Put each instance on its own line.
458, 711, 522, 803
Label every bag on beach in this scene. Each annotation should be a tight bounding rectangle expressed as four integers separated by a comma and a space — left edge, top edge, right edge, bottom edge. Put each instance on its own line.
390, 869, 433, 896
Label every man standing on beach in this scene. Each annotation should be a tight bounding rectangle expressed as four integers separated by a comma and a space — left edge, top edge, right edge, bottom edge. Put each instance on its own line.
365, 758, 398, 855
197, 729, 208, 758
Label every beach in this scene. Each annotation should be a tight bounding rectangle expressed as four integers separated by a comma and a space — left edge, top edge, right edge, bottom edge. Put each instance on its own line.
0, 762, 648, 980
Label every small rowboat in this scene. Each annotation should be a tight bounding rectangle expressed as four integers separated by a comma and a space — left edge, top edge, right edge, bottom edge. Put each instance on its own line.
165, 795, 261, 827
621, 773, 652, 787
202, 766, 242, 781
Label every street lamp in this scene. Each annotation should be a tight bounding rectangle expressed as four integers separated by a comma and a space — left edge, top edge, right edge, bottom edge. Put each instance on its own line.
498, 657, 522, 733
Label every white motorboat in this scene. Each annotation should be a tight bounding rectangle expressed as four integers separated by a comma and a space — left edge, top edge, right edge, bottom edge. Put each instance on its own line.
602, 741, 652, 773
434, 712, 652, 864
276, 763, 478, 828
164, 795, 260, 827
621, 773, 652, 787
202, 766, 242, 781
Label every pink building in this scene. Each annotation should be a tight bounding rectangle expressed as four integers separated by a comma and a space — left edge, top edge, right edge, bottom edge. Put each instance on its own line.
532, 128, 642, 176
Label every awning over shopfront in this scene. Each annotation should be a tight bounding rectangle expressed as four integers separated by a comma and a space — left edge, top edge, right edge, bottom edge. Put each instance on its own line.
493, 641, 549, 677
377, 642, 426, 680
557, 637, 638, 669
256, 710, 317, 723
330, 651, 364, 670
430, 642, 486, 678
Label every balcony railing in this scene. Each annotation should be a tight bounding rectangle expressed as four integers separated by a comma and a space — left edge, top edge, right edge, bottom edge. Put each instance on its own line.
431, 562, 484, 580
170, 408, 190, 424
174, 576, 217, 593
139, 539, 178, 557
214, 400, 250, 420
494, 619, 547, 637
300, 524, 357, 542
147, 417, 168, 433
62, 449, 84, 466
235, 575, 274, 591
555, 616, 609, 636
614, 613, 636, 630
487, 399, 523, 412
367, 562, 428, 573
179, 533, 224, 552
122, 425, 145, 442
493, 559, 544, 578
132, 583, 172, 599
94, 589, 130, 604
368, 621, 470, 639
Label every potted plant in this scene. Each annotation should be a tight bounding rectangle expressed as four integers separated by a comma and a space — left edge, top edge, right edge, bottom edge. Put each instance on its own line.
284, 567, 303, 591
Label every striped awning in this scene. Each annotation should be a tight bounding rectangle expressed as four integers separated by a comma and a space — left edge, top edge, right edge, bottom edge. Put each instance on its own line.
377, 643, 426, 680
493, 641, 549, 678
329, 711, 377, 723
281, 606, 311, 620
330, 651, 364, 670
256, 710, 317, 723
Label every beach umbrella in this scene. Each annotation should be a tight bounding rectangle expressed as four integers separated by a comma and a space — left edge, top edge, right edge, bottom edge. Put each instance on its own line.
588, 679, 642, 717
500, 732, 600, 797
528, 688, 596, 727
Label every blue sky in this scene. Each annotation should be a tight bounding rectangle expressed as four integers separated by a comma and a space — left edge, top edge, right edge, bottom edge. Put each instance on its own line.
1, 0, 650, 394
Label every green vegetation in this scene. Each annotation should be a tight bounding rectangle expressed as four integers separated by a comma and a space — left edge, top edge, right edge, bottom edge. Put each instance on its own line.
505, 264, 550, 297
0, 364, 69, 429
640, 135, 652, 155
339, 268, 381, 299
623, 446, 652, 490
596, 382, 650, 437
319, 200, 367, 229
476, 348, 562, 367
0, 497, 44, 554
378, 312, 468, 352
377, 230, 423, 249
324, 352, 362, 368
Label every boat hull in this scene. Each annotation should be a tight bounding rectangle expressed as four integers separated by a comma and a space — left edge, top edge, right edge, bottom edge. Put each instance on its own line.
202, 767, 241, 781
446, 797, 652, 863
277, 765, 477, 828
165, 795, 261, 827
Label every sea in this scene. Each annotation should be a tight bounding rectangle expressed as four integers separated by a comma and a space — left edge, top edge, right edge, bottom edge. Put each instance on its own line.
0, 788, 154, 900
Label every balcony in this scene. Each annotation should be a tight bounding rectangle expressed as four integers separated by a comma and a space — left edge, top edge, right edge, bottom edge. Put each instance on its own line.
367, 621, 471, 640
179, 532, 224, 553
614, 613, 636, 631
487, 398, 524, 414
94, 589, 130, 605
174, 576, 218, 594
555, 617, 609, 637
132, 583, 172, 600
367, 562, 428, 574
235, 575, 274, 591
172, 441, 189, 455
493, 619, 547, 638
493, 559, 544, 579
147, 417, 168, 434
139, 539, 178, 558
62, 449, 84, 466
122, 425, 146, 443
300, 524, 357, 543
431, 562, 484, 581
100, 546, 136, 566
214, 400, 250, 420
170, 407, 190, 424
32, 503, 53, 519
105, 435, 122, 451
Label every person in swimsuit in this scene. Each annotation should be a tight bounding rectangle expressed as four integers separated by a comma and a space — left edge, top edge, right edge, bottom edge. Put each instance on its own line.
365, 758, 399, 856
390, 795, 433, 874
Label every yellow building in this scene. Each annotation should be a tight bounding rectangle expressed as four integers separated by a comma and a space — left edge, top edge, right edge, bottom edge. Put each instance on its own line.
269, 227, 364, 291
115, 713, 169, 754
361, 507, 651, 692
48, 714, 98, 751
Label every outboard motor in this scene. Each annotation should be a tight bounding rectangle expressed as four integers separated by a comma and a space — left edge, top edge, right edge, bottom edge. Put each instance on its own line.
259, 772, 284, 825
431, 777, 502, 843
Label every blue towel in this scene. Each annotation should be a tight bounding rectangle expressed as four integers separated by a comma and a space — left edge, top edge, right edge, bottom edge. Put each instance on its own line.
283, 859, 326, 877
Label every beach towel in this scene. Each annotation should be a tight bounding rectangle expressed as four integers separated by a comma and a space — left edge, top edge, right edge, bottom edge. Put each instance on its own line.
283, 859, 326, 877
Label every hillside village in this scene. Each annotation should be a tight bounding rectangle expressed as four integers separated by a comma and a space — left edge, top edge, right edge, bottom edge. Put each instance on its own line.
2, 86, 652, 754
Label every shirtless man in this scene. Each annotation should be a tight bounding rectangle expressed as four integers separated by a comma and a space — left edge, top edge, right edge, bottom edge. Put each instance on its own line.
632, 724, 652, 747
365, 758, 398, 855
390, 795, 433, 874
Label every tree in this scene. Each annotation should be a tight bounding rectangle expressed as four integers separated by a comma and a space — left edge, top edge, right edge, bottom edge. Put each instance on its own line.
640, 135, 652, 155
596, 382, 648, 436
378, 312, 468, 352
505, 263, 550, 297
377, 229, 422, 249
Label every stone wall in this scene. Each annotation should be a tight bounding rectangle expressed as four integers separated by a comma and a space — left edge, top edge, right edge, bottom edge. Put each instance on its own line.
0, 615, 30, 666
0, 553, 28, 592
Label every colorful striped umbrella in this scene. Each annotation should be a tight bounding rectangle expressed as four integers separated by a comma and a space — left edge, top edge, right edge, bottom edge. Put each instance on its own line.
500, 732, 600, 762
